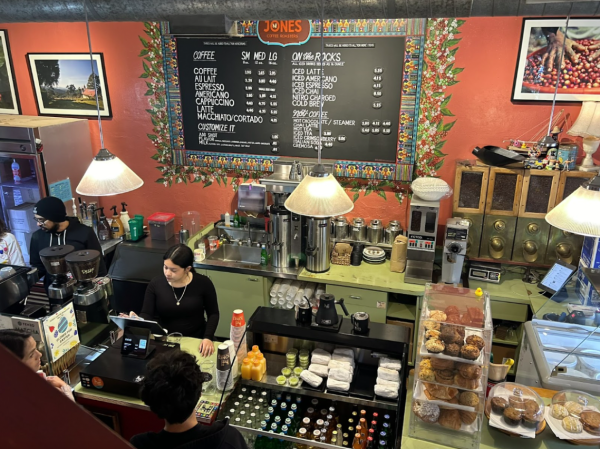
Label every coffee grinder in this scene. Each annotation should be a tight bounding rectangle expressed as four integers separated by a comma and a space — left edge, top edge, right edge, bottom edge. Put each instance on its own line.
441, 218, 469, 284
405, 196, 440, 285
65, 249, 111, 327
39, 245, 77, 310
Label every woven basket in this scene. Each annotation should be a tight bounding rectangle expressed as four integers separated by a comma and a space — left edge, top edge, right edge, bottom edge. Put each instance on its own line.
331, 250, 351, 266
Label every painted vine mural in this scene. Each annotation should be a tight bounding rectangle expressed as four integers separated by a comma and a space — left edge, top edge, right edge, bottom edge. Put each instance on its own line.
142, 19, 464, 202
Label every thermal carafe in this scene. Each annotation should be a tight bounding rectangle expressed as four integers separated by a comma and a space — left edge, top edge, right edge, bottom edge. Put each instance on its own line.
367, 219, 384, 244
270, 204, 292, 268
350, 217, 367, 242
306, 217, 331, 273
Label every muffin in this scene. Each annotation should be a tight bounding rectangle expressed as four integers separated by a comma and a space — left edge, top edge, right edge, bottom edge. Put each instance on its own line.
454, 374, 478, 390
503, 407, 522, 426
459, 391, 480, 407
425, 339, 445, 354
565, 401, 584, 417
444, 343, 461, 357
562, 416, 583, 433
413, 400, 440, 424
444, 305, 460, 316
434, 369, 455, 385
523, 399, 540, 415
580, 410, 600, 431
457, 363, 482, 380
551, 404, 569, 420
423, 320, 441, 331
445, 314, 462, 324
465, 335, 485, 350
509, 396, 525, 409
441, 327, 463, 345
431, 358, 455, 370
522, 410, 542, 429
459, 410, 478, 425
491, 397, 508, 414
430, 310, 447, 322
425, 329, 441, 340
419, 358, 433, 370
438, 409, 461, 431
460, 345, 480, 360
441, 323, 465, 338
418, 367, 436, 382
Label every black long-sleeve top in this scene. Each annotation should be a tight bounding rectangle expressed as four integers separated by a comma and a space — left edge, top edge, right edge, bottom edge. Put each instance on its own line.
140, 272, 219, 340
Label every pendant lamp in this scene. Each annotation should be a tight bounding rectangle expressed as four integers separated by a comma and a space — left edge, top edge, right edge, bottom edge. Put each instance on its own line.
284, 3, 353, 218
76, 4, 143, 196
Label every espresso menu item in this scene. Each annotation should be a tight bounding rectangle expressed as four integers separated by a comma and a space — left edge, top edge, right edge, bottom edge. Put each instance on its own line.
176, 36, 405, 162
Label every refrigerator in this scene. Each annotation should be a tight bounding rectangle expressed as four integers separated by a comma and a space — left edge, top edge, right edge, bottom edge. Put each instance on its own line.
0, 115, 97, 264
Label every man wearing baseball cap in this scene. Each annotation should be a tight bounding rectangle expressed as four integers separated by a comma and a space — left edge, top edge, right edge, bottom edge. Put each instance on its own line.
30, 196, 106, 292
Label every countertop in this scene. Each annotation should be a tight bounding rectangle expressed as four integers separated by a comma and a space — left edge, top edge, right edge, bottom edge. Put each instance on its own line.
73, 338, 228, 410
468, 270, 533, 305
402, 374, 576, 449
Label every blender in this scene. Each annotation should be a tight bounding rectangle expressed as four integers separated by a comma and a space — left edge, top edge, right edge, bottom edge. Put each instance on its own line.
39, 245, 77, 309
65, 249, 111, 328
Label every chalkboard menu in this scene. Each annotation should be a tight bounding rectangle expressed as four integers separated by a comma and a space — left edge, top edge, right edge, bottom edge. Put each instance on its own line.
177, 35, 405, 162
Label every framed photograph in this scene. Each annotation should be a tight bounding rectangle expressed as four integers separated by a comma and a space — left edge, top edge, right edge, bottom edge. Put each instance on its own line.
513, 18, 600, 102
0, 30, 20, 114
27, 53, 111, 117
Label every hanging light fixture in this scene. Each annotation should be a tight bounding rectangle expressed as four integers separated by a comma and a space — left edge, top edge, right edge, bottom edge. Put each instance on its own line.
284, 3, 354, 218
76, 2, 143, 196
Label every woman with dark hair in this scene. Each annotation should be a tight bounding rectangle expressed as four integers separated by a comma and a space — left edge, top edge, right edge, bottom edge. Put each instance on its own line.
0, 217, 25, 266
124, 244, 219, 357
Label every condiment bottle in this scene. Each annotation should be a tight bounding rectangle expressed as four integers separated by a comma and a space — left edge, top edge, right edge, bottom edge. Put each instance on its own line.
97, 207, 111, 241
110, 205, 124, 238
120, 202, 131, 234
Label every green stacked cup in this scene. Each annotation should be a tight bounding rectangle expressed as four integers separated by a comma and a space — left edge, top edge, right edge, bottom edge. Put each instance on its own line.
286, 349, 298, 369
299, 349, 310, 369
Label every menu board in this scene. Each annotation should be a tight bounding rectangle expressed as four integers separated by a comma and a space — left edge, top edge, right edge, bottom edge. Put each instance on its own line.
177, 36, 405, 162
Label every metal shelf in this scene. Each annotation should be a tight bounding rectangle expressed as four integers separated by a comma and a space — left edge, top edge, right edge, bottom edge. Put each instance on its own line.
240, 353, 397, 411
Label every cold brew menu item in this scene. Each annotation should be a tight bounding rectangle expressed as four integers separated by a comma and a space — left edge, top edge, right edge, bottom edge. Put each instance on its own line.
177, 36, 405, 162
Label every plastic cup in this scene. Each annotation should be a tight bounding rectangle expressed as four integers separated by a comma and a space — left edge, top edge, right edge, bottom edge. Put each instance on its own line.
281, 367, 292, 378
276, 375, 287, 386
293, 367, 303, 377
289, 376, 299, 387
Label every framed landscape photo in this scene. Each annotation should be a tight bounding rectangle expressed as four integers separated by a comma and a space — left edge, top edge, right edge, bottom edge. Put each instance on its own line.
513, 18, 600, 102
0, 30, 20, 114
27, 53, 111, 117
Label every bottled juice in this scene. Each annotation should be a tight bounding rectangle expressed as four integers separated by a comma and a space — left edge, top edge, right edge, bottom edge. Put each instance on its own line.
251, 359, 262, 381
256, 353, 267, 374
252, 345, 260, 356
241, 358, 252, 380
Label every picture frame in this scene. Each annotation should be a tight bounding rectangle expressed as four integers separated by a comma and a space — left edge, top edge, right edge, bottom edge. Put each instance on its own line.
513, 18, 600, 102
0, 30, 21, 114
27, 53, 111, 117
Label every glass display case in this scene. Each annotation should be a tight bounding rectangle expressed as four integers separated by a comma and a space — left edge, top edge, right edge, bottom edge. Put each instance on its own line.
485, 382, 545, 437
545, 389, 600, 443
409, 284, 493, 449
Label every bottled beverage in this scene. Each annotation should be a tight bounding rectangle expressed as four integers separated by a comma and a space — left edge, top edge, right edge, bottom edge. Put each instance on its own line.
368, 428, 375, 442
369, 420, 377, 433
320, 435, 327, 445
355, 426, 362, 440
302, 417, 311, 431
331, 433, 338, 445
267, 407, 274, 416
343, 442, 349, 448
239, 411, 246, 421
263, 414, 270, 424
306, 407, 315, 419
352, 411, 358, 419
261, 245, 268, 266
312, 429, 321, 441
379, 431, 387, 445
270, 423, 278, 432
372, 412, 379, 420
348, 426, 355, 435
296, 428, 308, 449
250, 413, 257, 427
366, 437, 374, 449
274, 416, 282, 425
352, 433, 363, 449
291, 404, 298, 413
11, 159, 21, 183
281, 425, 289, 434
381, 422, 390, 434
280, 402, 288, 413
326, 414, 335, 427
359, 419, 368, 441
233, 209, 240, 227
241, 358, 253, 379
271, 399, 278, 407
378, 441, 387, 449
251, 359, 262, 381
247, 396, 254, 404
320, 409, 328, 419
285, 394, 292, 403
348, 418, 355, 427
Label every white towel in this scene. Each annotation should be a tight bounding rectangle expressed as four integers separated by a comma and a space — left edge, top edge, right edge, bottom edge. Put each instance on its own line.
377, 367, 400, 383
300, 370, 323, 388
327, 377, 350, 392
332, 353, 355, 368
379, 357, 401, 372
311, 348, 332, 366
328, 360, 354, 375
375, 384, 398, 399
329, 367, 352, 383
308, 364, 329, 378
376, 377, 399, 388
333, 348, 354, 359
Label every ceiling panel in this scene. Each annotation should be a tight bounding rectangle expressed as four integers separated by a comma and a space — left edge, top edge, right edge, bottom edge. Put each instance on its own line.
470, 0, 494, 16
455, 0, 474, 16
405, 0, 430, 18
494, 0, 521, 15
542, 2, 574, 15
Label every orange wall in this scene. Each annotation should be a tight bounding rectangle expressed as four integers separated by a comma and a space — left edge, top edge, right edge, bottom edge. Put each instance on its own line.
0, 18, 588, 233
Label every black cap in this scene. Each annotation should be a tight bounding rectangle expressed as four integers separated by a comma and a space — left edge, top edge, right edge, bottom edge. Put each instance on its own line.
33, 197, 67, 223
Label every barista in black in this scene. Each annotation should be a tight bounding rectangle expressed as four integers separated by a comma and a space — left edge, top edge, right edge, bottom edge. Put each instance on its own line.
30, 196, 107, 292
134, 244, 219, 357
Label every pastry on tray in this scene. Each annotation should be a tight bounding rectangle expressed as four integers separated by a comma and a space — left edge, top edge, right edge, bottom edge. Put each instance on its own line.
460, 344, 480, 361
431, 358, 455, 371
444, 343, 461, 357
580, 410, 600, 431
440, 327, 464, 345
444, 305, 460, 316
454, 374, 478, 390
551, 404, 569, 420
465, 335, 485, 350
434, 369, 455, 385
418, 367, 436, 382
503, 407, 522, 426
522, 410, 543, 429
523, 399, 540, 415
562, 416, 583, 433
425, 339, 445, 354
413, 400, 440, 424
459, 391, 480, 407
423, 320, 441, 331
459, 410, 477, 425
441, 323, 465, 338
425, 329, 441, 340
456, 363, 482, 380
429, 310, 447, 322
508, 396, 525, 409
438, 409, 462, 430
424, 383, 458, 400
490, 397, 508, 414
419, 358, 433, 370
564, 401, 584, 417
445, 314, 462, 324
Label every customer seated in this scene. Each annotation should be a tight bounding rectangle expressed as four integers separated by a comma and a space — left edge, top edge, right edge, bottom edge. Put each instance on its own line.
131, 349, 248, 449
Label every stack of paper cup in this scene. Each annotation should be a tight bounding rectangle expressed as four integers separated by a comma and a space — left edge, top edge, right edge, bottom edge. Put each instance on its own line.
230, 309, 247, 366
223, 340, 239, 378
216, 344, 234, 391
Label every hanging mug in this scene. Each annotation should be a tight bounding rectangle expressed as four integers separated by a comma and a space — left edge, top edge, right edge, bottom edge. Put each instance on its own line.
351, 311, 370, 334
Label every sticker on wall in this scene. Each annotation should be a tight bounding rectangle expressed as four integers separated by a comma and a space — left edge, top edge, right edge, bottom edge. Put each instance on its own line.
258, 20, 312, 47
48, 178, 73, 203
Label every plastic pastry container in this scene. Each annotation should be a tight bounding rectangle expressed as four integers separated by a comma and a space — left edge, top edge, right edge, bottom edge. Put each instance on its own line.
485, 382, 545, 436
545, 389, 600, 443
147, 212, 176, 240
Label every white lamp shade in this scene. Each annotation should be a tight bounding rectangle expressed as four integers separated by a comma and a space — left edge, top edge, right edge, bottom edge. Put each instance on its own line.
284, 173, 354, 217
76, 155, 144, 196
545, 186, 600, 237
568, 101, 600, 139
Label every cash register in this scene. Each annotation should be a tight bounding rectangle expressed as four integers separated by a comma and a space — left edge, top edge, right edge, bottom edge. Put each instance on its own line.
79, 317, 178, 397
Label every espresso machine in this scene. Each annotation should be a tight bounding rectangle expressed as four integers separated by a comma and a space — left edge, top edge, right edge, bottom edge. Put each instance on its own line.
39, 245, 77, 310
405, 196, 440, 285
65, 249, 112, 327
441, 218, 469, 284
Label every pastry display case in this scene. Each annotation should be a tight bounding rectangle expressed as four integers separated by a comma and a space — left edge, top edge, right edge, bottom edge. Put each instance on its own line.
545, 389, 600, 444
485, 382, 545, 437
409, 284, 493, 449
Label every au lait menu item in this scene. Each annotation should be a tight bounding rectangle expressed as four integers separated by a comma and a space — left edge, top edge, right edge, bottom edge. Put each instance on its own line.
176, 35, 405, 162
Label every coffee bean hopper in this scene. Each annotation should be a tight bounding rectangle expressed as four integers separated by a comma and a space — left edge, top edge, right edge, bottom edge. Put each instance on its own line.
65, 249, 112, 329
39, 245, 77, 309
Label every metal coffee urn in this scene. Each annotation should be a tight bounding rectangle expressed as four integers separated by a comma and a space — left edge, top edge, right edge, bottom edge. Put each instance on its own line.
270, 198, 292, 268
306, 217, 332, 273
333, 216, 348, 241
367, 219, 384, 244
350, 217, 367, 242
385, 220, 403, 244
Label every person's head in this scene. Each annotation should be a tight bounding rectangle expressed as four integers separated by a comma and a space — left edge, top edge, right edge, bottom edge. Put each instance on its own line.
163, 244, 195, 283
33, 196, 67, 233
0, 329, 42, 371
140, 349, 210, 424
0, 217, 8, 239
